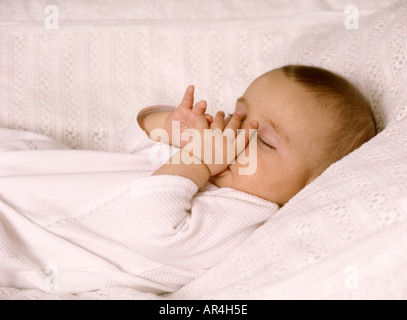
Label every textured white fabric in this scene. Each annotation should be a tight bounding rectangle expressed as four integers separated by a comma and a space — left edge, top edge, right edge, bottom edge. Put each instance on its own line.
0, 0, 399, 152
0, 105, 278, 294
1, 0, 407, 300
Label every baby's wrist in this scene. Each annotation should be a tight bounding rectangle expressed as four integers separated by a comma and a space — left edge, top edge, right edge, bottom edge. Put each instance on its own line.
179, 148, 211, 173
138, 110, 173, 139
152, 149, 210, 189
177, 149, 211, 186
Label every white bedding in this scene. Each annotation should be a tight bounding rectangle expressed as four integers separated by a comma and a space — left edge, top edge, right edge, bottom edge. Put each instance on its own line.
1, 0, 407, 300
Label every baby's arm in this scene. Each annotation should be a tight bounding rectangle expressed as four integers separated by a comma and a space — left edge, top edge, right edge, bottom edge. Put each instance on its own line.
123, 114, 259, 269
123, 172, 278, 271
123, 88, 260, 270
137, 110, 171, 139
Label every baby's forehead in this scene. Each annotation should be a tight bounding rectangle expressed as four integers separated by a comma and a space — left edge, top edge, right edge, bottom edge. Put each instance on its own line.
243, 100, 335, 147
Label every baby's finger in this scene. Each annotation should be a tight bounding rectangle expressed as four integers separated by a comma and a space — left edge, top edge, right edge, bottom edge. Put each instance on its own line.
234, 121, 258, 160
210, 111, 225, 131
179, 85, 195, 109
224, 114, 232, 127
204, 114, 213, 124
192, 100, 207, 116
195, 114, 210, 131
225, 112, 243, 136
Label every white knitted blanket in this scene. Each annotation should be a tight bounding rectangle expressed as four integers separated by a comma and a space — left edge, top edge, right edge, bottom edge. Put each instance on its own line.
1, 0, 407, 300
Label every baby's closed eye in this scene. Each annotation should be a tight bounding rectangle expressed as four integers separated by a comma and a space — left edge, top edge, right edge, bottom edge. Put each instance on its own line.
258, 136, 275, 149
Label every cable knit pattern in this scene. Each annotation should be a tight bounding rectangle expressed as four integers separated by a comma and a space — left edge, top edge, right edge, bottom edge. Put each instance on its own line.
1, 0, 407, 299
0, 0, 403, 150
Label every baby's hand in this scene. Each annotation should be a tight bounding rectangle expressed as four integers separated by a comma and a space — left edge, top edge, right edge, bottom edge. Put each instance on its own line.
183, 112, 258, 177
165, 86, 213, 148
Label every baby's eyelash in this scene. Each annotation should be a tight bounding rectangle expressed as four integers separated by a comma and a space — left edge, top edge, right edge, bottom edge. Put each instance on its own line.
258, 136, 274, 149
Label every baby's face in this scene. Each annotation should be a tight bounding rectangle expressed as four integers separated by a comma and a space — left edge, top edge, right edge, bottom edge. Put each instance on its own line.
209, 69, 333, 206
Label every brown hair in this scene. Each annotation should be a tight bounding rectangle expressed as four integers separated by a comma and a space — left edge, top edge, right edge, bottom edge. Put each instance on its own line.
281, 64, 377, 169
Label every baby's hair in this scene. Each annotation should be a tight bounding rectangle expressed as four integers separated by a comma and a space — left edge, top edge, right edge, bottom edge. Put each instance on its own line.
281, 64, 377, 170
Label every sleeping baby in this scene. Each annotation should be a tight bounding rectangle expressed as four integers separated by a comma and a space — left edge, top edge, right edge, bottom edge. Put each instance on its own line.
121, 64, 377, 284
0, 64, 377, 294
136, 65, 377, 206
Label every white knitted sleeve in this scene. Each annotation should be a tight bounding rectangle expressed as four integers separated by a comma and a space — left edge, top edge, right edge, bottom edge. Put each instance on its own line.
121, 104, 176, 154
123, 174, 198, 266
123, 174, 277, 270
